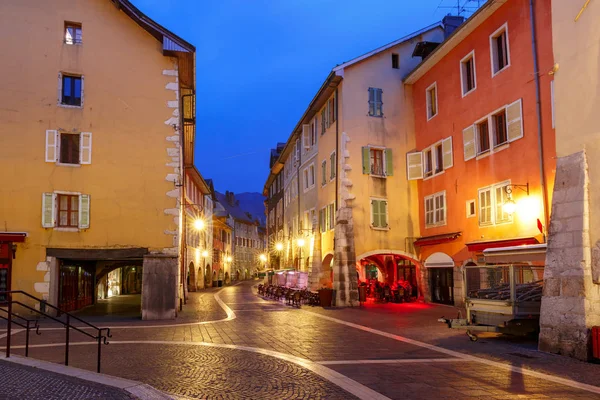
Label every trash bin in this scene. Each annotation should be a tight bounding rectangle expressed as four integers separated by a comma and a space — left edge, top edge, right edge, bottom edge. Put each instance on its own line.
358, 286, 367, 304
318, 288, 334, 307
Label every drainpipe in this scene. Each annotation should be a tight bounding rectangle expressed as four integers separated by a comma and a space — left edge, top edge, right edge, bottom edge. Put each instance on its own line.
335, 88, 339, 211
297, 136, 301, 271
529, 0, 550, 240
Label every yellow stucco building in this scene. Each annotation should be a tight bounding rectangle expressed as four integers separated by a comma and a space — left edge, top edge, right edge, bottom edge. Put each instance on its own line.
0, 0, 196, 319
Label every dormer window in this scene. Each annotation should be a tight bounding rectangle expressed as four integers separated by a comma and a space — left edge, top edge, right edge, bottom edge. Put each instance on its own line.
65, 22, 82, 45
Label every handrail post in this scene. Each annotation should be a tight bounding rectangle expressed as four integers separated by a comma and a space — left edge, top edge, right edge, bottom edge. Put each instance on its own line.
97, 334, 102, 373
6, 293, 12, 358
25, 320, 30, 357
65, 314, 70, 366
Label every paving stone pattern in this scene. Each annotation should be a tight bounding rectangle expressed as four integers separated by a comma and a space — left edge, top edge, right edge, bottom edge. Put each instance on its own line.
0, 359, 135, 400
2, 281, 600, 400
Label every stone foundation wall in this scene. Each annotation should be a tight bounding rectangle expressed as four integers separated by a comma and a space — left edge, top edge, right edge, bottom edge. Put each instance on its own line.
539, 151, 600, 361
142, 254, 178, 320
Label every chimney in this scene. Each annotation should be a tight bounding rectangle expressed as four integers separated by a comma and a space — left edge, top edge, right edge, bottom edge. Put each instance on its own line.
442, 15, 465, 39
225, 191, 235, 205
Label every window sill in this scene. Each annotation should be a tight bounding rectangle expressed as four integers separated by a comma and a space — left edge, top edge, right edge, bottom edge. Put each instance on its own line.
476, 151, 491, 161
427, 113, 437, 122
493, 143, 509, 152
54, 227, 80, 232
425, 222, 447, 229
370, 226, 390, 231
462, 87, 477, 98
368, 114, 384, 118
56, 162, 81, 168
370, 174, 387, 179
423, 170, 445, 181
492, 64, 510, 78
58, 103, 83, 109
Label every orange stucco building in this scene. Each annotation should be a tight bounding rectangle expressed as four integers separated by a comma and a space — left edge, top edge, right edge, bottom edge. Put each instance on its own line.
404, 0, 555, 305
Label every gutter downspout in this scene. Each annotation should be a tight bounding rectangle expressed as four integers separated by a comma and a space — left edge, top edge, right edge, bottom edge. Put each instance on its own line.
335, 88, 339, 211
529, 0, 549, 242
297, 139, 301, 271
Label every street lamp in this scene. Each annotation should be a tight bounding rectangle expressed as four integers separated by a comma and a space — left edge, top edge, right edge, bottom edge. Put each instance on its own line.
296, 238, 306, 271
259, 253, 267, 263
193, 218, 206, 231
502, 183, 529, 216
275, 242, 284, 251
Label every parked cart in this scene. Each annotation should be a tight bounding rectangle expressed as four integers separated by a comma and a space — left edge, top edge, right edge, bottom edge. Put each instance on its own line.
439, 243, 546, 341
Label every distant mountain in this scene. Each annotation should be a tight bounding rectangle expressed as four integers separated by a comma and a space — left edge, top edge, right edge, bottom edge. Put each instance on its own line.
215, 191, 266, 226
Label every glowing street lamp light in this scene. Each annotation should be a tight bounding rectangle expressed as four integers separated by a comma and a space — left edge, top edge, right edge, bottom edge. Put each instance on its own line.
193, 218, 206, 231
201, 250, 209, 258
297, 238, 306, 247
226, 256, 233, 263
503, 198, 517, 215
259, 254, 267, 263
275, 242, 284, 252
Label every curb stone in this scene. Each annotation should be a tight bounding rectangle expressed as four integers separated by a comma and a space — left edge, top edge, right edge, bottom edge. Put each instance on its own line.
0, 355, 173, 400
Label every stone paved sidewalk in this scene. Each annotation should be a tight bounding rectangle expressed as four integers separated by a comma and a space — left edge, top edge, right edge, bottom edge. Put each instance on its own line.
0, 359, 136, 400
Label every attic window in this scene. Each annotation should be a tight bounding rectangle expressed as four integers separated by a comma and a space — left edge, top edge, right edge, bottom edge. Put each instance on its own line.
64, 22, 82, 45
392, 54, 399, 69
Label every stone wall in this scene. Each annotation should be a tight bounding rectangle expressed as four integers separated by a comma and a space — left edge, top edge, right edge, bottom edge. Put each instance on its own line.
539, 151, 600, 360
141, 254, 178, 320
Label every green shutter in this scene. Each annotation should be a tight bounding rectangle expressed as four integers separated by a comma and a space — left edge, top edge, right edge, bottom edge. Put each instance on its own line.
371, 200, 380, 227
381, 201, 388, 227
385, 148, 393, 176
362, 147, 370, 174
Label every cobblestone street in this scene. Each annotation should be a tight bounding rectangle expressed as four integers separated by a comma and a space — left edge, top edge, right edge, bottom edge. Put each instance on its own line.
2, 281, 600, 399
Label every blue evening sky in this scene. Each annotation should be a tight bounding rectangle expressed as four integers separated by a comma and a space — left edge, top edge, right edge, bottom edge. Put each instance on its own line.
133, 0, 479, 193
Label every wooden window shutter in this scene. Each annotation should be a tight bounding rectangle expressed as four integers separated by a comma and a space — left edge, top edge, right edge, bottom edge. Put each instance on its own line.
385, 148, 393, 176
79, 194, 90, 228
442, 137, 453, 170
45, 130, 58, 162
381, 201, 388, 227
406, 152, 423, 180
371, 200, 380, 227
362, 147, 370, 174
368, 88, 375, 115
80, 132, 92, 164
506, 99, 523, 142
462, 125, 476, 161
42, 192, 56, 228
302, 124, 311, 149
326, 101, 330, 128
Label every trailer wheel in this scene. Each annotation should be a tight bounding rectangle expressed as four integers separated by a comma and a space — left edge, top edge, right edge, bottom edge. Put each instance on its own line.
466, 330, 478, 342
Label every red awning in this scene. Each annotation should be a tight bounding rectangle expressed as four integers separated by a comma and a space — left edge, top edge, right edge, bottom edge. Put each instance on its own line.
0, 233, 27, 242
414, 232, 462, 247
466, 237, 539, 253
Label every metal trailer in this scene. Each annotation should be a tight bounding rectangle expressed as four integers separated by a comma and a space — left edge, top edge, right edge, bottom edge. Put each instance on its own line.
439, 243, 546, 342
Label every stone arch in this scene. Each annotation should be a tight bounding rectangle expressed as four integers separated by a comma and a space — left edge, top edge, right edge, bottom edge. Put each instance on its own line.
188, 262, 196, 292
320, 253, 334, 288
356, 249, 420, 265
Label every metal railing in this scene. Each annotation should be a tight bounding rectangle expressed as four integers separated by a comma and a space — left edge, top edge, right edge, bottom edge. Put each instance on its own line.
1, 291, 111, 373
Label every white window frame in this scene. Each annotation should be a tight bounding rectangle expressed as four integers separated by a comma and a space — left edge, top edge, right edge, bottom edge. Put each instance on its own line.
44, 190, 90, 231
303, 163, 315, 192
370, 197, 389, 230
369, 146, 386, 177
460, 50, 477, 97
478, 180, 513, 227
321, 159, 327, 186
424, 190, 446, 228
489, 23, 511, 77
57, 72, 84, 109
426, 82, 438, 121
